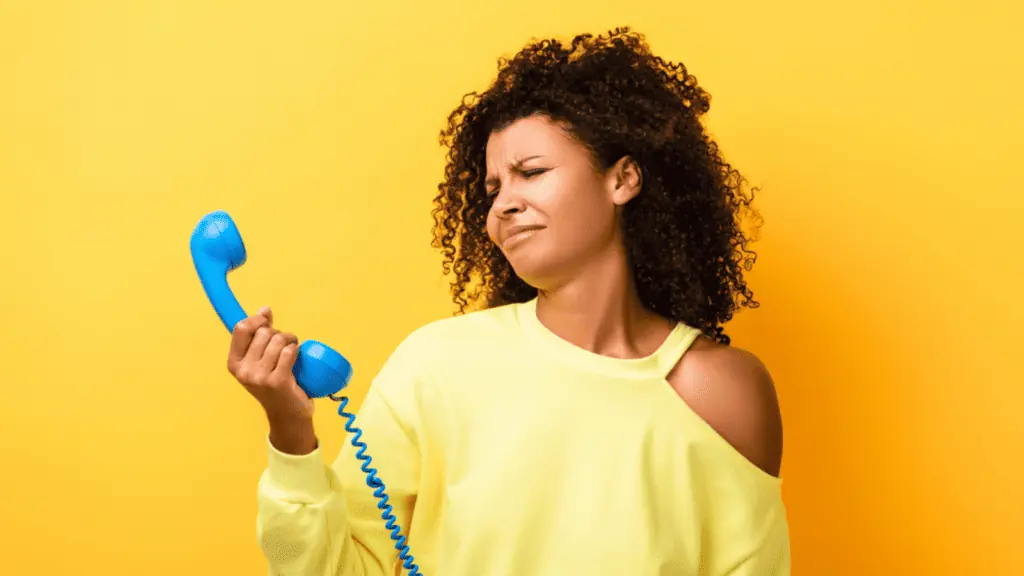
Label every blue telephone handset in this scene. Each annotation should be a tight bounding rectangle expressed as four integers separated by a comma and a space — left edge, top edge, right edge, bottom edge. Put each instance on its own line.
190, 210, 422, 576
189, 210, 352, 398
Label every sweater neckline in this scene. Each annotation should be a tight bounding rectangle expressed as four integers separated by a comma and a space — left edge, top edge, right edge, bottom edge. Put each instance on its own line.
515, 297, 699, 381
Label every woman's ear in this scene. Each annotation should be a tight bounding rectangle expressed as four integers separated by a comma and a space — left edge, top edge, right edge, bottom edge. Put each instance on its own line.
608, 156, 643, 206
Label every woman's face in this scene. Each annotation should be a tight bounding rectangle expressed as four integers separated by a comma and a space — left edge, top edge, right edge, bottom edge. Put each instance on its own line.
484, 114, 641, 290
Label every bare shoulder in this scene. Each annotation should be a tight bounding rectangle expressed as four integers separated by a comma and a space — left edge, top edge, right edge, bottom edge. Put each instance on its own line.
665, 335, 784, 477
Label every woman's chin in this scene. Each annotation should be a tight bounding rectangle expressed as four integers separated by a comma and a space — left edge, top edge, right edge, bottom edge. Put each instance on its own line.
508, 258, 564, 292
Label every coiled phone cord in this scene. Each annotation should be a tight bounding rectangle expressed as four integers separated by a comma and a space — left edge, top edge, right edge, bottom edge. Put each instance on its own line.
332, 394, 422, 576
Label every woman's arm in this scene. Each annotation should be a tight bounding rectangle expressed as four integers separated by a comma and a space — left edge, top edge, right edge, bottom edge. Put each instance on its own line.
256, 345, 424, 575
667, 340, 791, 575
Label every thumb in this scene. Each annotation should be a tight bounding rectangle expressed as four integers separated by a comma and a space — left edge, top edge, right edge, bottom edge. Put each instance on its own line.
258, 306, 273, 325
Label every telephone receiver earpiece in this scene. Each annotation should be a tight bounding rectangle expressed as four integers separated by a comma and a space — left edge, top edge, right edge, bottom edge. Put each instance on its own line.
189, 210, 352, 398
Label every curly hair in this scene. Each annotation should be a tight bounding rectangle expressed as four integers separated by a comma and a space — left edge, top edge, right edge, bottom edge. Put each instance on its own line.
430, 26, 761, 345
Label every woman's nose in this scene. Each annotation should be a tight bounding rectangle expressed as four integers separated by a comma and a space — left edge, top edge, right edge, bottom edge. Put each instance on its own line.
493, 190, 525, 216
499, 202, 522, 215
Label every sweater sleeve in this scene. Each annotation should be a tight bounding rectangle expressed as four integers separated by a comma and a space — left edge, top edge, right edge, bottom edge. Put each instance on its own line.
703, 480, 791, 576
717, 495, 790, 575
255, 347, 423, 576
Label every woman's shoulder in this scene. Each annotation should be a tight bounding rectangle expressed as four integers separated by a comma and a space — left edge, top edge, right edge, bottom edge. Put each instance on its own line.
379, 302, 522, 369
666, 336, 784, 478
402, 302, 519, 346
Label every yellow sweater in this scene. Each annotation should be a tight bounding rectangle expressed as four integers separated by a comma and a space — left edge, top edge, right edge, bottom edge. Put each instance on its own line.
256, 298, 790, 575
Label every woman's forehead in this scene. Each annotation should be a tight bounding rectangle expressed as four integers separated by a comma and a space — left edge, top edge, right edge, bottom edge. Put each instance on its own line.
486, 116, 580, 164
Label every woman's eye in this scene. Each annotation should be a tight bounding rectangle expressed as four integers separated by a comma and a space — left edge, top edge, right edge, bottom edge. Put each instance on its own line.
484, 169, 546, 201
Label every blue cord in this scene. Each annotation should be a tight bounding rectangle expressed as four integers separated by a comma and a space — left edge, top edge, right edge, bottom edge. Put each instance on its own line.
336, 396, 422, 576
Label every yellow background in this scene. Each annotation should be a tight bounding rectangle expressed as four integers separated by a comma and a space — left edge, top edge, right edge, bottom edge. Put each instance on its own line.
1, 1, 1020, 574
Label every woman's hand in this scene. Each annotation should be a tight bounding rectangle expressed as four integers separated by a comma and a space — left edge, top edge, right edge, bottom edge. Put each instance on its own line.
227, 306, 317, 454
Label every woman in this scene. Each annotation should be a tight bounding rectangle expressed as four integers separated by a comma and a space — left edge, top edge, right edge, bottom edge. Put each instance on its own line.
229, 27, 789, 576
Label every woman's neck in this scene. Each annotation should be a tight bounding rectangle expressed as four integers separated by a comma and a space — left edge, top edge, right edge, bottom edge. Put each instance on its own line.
534, 247, 674, 359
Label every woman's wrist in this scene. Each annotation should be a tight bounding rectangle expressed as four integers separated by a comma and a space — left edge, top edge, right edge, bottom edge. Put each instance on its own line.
267, 413, 317, 455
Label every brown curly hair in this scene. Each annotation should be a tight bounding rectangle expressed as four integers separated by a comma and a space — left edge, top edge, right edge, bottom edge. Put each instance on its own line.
430, 26, 761, 345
